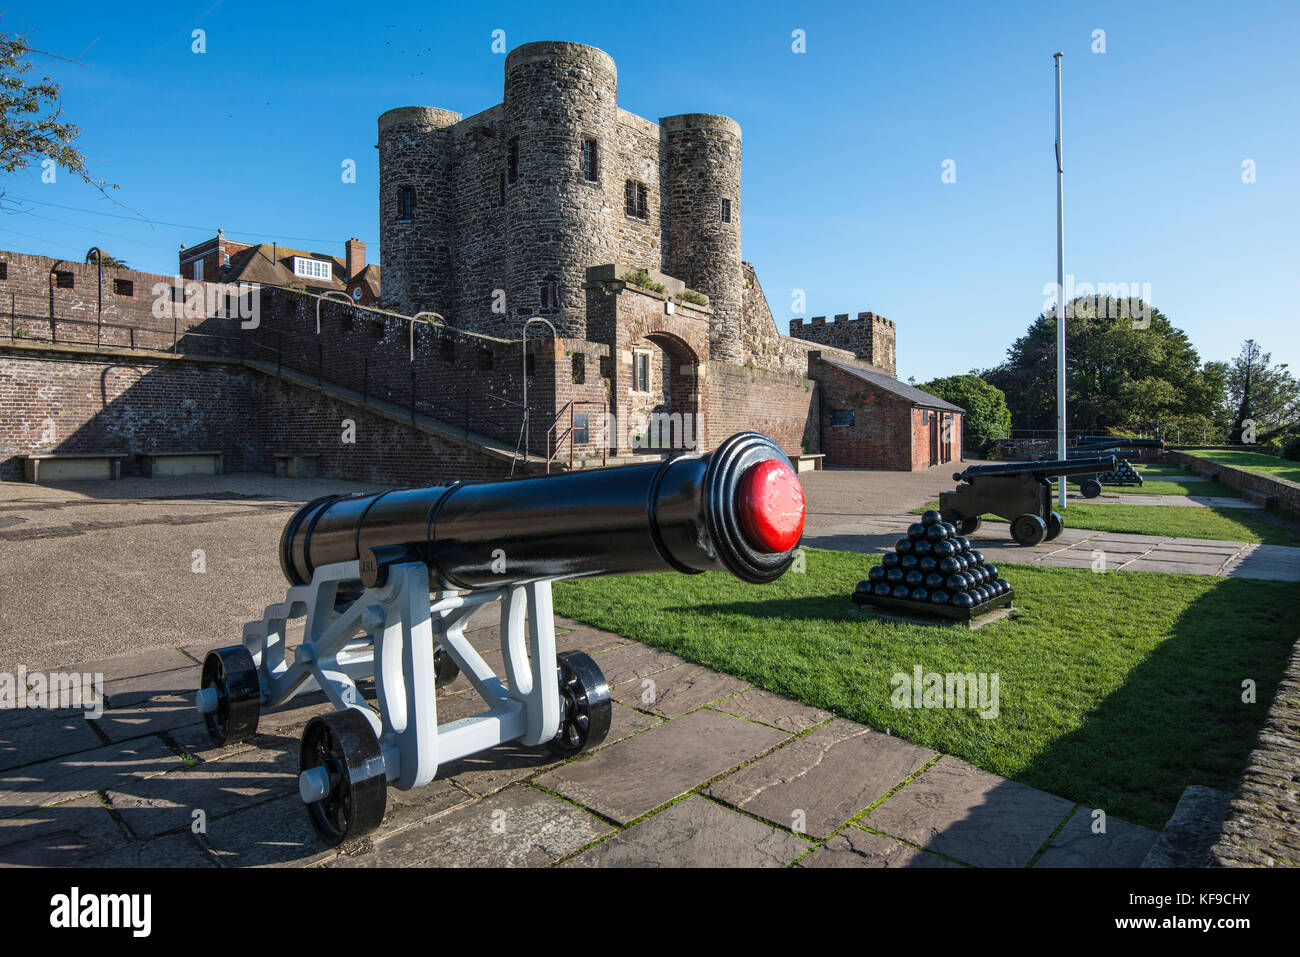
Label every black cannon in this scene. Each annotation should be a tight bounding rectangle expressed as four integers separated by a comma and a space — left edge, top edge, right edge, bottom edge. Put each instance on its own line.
937, 454, 1118, 546
1067, 437, 1163, 490
196, 432, 806, 845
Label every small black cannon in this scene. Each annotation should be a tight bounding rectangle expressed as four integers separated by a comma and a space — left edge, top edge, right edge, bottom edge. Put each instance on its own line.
938, 454, 1118, 546
195, 432, 805, 846
1067, 437, 1164, 492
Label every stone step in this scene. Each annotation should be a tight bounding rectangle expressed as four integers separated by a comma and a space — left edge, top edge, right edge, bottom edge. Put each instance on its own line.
1142, 785, 1233, 867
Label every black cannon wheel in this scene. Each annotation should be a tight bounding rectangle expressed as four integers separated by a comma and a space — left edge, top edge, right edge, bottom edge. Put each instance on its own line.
1010, 514, 1048, 547
200, 647, 260, 745
1046, 511, 1063, 541
549, 651, 612, 757
300, 709, 388, 847
433, 645, 460, 688
940, 508, 981, 537
1080, 479, 1103, 499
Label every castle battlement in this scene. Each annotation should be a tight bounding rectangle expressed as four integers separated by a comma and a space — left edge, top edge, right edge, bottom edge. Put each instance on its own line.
788, 311, 896, 376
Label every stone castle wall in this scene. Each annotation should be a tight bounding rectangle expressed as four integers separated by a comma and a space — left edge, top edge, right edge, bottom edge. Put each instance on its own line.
789, 311, 897, 376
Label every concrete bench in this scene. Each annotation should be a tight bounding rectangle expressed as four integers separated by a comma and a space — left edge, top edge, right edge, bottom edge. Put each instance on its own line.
141, 451, 223, 478
792, 453, 826, 473
275, 453, 320, 479
22, 452, 125, 483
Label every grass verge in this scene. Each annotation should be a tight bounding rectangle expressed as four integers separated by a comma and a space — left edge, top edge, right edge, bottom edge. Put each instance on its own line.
553, 548, 1298, 828
1184, 449, 1300, 484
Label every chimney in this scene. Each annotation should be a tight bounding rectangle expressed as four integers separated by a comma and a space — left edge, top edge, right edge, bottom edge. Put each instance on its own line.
346, 238, 365, 279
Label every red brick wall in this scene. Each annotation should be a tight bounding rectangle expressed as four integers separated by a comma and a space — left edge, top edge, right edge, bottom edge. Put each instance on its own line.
812, 359, 912, 469
0, 348, 512, 484
704, 363, 818, 456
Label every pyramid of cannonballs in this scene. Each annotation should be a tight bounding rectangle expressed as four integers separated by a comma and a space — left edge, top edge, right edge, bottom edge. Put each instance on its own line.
1097, 458, 1142, 485
854, 509, 1012, 613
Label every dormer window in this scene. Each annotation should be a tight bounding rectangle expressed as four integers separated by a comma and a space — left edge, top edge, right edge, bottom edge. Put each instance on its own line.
293, 257, 333, 281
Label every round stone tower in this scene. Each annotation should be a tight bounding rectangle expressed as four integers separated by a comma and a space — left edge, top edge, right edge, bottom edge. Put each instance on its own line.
503, 41, 619, 339
662, 113, 743, 364
377, 106, 460, 318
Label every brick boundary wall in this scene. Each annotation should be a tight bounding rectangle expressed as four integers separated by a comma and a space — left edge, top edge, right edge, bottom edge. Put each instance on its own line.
0, 346, 513, 484
1209, 637, 1300, 866
1167, 450, 1300, 516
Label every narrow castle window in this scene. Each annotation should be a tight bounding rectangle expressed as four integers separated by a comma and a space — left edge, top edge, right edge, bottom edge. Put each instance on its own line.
507, 137, 519, 185
55, 270, 74, 289
625, 180, 647, 220
399, 186, 415, 222
498, 172, 505, 207
583, 139, 599, 182
114, 279, 134, 297
539, 274, 560, 312
634, 351, 650, 392
572, 353, 585, 384
720, 198, 732, 224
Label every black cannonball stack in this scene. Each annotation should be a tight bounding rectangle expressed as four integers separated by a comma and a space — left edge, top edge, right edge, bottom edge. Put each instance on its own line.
852, 509, 1013, 619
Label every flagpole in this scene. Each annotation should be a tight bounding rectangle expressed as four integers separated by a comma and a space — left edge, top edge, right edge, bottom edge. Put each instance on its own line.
1054, 52, 1067, 509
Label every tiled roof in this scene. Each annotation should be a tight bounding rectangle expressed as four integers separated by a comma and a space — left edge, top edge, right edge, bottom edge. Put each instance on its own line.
819, 357, 965, 412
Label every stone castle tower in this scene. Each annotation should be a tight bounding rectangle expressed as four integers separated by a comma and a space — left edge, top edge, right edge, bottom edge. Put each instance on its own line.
378, 41, 745, 362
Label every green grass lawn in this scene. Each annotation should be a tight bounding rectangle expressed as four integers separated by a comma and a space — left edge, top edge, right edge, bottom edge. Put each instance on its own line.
1103, 477, 1242, 497
915, 499, 1298, 545
1185, 449, 1300, 484
554, 549, 1298, 828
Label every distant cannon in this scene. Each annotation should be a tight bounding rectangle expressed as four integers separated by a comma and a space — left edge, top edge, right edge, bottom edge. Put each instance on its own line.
1066, 437, 1164, 490
195, 432, 805, 846
938, 455, 1118, 546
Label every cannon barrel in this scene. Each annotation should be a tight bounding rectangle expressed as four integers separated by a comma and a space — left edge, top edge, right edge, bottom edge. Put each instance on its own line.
954, 455, 1117, 482
279, 431, 806, 591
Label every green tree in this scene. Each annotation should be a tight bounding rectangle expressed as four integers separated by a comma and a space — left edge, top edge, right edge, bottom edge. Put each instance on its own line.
1226, 339, 1299, 444
983, 296, 1222, 435
0, 31, 117, 199
917, 374, 1011, 456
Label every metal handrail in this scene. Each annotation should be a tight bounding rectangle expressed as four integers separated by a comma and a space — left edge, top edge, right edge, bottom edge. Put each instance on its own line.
546, 399, 607, 473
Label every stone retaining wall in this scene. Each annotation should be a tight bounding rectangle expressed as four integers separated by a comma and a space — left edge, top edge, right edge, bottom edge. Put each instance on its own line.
1167, 450, 1300, 516
1210, 638, 1300, 866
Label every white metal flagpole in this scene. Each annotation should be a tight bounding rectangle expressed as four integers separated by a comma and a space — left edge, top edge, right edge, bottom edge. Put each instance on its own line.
1054, 52, 1067, 509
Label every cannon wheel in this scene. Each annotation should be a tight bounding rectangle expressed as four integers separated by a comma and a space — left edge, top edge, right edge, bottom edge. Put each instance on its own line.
1010, 514, 1048, 547
1080, 479, 1103, 499
549, 651, 612, 757
1046, 511, 1063, 542
300, 709, 388, 848
200, 647, 260, 745
433, 645, 460, 688
940, 508, 982, 537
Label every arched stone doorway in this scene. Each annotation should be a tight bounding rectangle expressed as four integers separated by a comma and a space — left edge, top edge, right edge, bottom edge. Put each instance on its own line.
621, 331, 701, 453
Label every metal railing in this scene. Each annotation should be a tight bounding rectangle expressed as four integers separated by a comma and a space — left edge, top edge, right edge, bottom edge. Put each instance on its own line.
545, 399, 608, 473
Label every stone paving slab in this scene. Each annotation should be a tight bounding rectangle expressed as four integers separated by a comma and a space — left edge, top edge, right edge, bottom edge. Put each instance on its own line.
707, 719, 936, 838
328, 785, 610, 867
106, 742, 299, 840
563, 795, 809, 868
0, 794, 127, 867
34, 647, 195, 684
709, 688, 832, 733
82, 830, 216, 868
439, 740, 563, 797
92, 694, 207, 743
590, 642, 685, 687
862, 755, 1075, 868
611, 662, 748, 718
200, 793, 337, 868
102, 665, 201, 709
1033, 808, 1158, 867
0, 736, 184, 819
798, 825, 962, 868
0, 709, 104, 773
537, 709, 788, 824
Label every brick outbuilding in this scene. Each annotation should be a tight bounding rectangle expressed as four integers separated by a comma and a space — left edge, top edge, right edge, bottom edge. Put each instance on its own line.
810, 355, 965, 470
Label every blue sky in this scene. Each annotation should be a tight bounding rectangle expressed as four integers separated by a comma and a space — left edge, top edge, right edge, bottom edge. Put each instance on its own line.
3, 0, 1296, 383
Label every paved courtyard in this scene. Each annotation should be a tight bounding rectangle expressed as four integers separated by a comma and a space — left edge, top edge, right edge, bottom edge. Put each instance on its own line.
0, 465, 1280, 867
0, 614, 1158, 868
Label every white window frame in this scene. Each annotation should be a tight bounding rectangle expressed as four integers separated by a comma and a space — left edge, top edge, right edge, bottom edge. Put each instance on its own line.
633, 351, 650, 393
293, 257, 333, 281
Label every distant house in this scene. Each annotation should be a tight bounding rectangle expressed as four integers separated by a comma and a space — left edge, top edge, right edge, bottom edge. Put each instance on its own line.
178, 231, 377, 303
